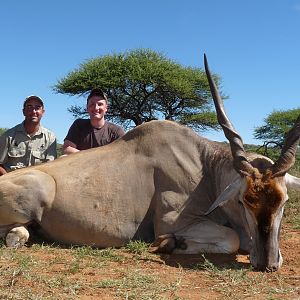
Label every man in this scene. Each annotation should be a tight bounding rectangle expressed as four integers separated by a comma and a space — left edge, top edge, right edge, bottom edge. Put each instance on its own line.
63, 88, 125, 154
0, 95, 57, 176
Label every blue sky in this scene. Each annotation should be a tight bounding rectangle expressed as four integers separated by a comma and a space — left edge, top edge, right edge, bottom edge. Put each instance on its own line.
1, 0, 299, 144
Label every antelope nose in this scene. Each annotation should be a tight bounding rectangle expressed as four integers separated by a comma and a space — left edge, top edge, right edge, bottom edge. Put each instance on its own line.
265, 265, 278, 272
255, 263, 279, 272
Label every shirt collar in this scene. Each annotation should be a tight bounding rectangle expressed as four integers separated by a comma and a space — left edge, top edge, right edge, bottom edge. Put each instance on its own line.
18, 122, 45, 137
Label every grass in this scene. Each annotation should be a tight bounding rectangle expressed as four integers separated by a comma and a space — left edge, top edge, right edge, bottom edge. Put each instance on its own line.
95, 269, 179, 300
0, 240, 299, 299
193, 255, 299, 300
124, 240, 150, 255
0, 244, 183, 299
72, 245, 125, 262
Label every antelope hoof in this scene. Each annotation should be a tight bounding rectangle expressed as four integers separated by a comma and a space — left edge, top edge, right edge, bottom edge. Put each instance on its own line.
6, 226, 30, 248
149, 234, 186, 254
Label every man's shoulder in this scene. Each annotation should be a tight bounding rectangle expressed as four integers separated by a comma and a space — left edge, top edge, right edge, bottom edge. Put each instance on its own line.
72, 118, 91, 127
105, 121, 123, 131
1, 123, 24, 137
105, 121, 125, 137
40, 125, 56, 140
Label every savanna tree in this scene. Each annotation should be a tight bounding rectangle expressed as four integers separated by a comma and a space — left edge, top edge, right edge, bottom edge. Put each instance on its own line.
53, 49, 224, 131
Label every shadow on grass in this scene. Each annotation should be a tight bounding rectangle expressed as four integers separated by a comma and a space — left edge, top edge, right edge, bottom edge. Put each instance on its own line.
24, 223, 251, 271
157, 252, 251, 270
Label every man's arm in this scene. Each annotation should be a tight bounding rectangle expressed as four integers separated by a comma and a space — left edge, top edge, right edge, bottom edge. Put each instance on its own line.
45, 133, 57, 161
63, 120, 82, 155
0, 165, 7, 176
63, 139, 80, 155
0, 134, 8, 175
117, 127, 125, 138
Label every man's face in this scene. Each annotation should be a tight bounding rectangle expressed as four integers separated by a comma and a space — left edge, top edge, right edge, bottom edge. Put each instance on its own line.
23, 98, 45, 123
87, 95, 108, 120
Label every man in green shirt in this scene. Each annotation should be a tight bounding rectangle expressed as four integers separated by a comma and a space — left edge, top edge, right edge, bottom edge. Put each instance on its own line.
0, 95, 57, 176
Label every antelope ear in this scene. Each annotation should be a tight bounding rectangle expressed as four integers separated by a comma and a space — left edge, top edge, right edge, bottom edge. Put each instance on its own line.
205, 178, 242, 215
285, 173, 300, 191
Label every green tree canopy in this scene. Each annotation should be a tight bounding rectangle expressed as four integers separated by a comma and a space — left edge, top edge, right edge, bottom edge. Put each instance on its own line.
53, 49, 224, 131
254, 108, 300, 145
0, 128, 8, 135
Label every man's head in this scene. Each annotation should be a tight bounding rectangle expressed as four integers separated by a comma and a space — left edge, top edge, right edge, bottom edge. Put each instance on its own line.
22, 95, 45, 124
86, 88, 108, 122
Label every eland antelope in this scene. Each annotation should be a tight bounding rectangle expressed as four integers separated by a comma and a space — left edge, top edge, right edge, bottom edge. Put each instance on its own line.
0, 55, 299, 271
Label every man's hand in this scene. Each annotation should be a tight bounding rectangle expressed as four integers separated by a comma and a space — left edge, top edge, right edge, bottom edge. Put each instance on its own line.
0, 166, 7, 176
63, 139, 80, 155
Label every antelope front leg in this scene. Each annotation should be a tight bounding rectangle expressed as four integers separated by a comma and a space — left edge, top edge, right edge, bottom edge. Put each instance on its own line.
161, 219, 240, 255
6, 226, 30, 248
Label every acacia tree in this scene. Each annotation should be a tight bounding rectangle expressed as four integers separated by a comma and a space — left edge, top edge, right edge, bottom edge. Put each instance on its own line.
254, 108, 300, 145
53, 49, 223, 131
0, 128, 7, 135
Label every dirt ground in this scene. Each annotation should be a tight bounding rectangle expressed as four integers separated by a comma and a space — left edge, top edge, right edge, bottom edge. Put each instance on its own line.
0, 223, 299, 299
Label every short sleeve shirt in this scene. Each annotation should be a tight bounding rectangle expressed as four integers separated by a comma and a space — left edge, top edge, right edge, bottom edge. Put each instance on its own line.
0, 123, 57, 171
64, 119, 125, 150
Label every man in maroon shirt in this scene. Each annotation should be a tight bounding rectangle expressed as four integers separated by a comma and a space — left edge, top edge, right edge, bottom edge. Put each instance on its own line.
63, 88, 125, 154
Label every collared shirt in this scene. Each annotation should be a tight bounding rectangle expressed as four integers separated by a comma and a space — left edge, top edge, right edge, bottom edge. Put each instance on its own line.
0, 122, 57, 172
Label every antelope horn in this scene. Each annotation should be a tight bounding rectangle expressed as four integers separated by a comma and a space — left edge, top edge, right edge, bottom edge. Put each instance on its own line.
271, 114, 300, 177
204, 54, 254, 177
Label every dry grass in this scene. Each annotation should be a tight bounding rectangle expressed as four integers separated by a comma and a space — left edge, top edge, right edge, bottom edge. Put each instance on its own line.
0, 232, 299, 299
